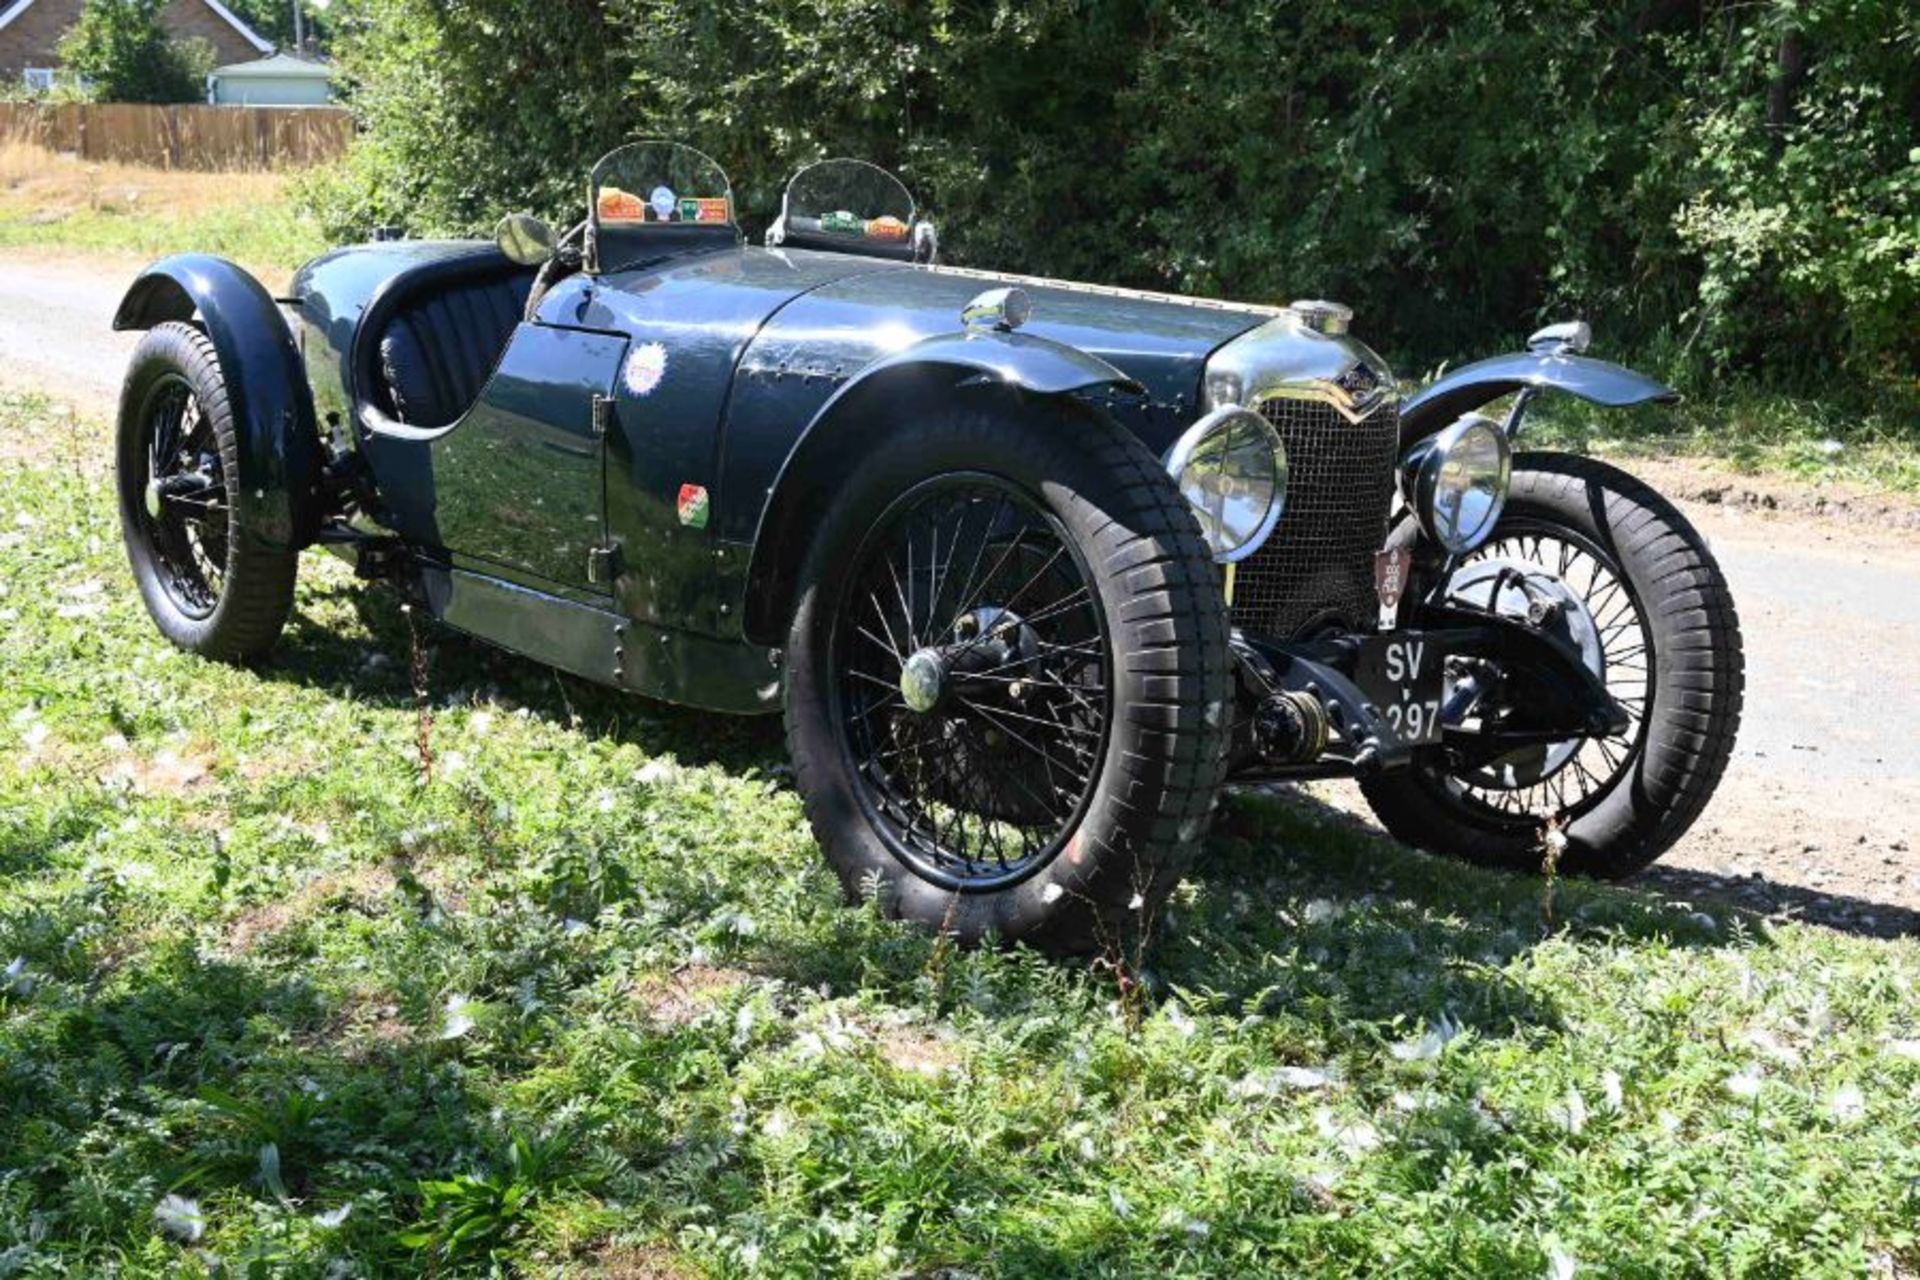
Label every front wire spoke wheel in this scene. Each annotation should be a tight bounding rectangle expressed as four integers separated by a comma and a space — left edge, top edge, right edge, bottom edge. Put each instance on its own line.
830, 474, 1112, 892
136, 378, 229, 619
1360, 454, 1743, 880
116, 321, 298, 662
1449, 522, 1652, 823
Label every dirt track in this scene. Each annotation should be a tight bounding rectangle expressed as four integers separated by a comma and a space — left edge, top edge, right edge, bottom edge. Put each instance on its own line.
2, 248, 1915, 935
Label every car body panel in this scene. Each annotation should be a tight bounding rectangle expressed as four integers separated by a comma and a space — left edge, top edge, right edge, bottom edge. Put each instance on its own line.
533, 248, 906, 627
416, 324, 628, 589
280, 238, 1315, 708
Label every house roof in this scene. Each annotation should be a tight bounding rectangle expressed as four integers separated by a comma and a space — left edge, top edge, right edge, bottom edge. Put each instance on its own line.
0, 0, 275, 54
212, 52, 331, 79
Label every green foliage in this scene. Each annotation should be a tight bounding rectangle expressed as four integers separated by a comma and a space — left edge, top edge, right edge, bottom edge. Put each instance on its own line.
306, 0, 1919, 397
56, 0, 213, 104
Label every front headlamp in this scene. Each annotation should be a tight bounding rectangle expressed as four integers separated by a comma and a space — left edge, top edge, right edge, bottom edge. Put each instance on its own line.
1400, 413, 1512, 554
1163, 406, 1289, 563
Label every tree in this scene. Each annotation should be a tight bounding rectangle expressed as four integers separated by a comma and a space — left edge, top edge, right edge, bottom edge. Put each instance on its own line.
58, 0, 213, 104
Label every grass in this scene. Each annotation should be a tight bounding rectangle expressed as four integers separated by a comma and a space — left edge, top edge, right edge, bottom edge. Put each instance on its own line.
4, 386, 1920, 1277
1519, 378, 1920, 497
0, 140, 325, 281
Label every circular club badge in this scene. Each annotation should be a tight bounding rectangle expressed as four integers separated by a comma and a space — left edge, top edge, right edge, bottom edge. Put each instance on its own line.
624, 342, 668, 397
649, 186, 678, 220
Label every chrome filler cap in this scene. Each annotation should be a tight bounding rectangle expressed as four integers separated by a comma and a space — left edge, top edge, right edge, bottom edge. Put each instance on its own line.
1286, 299, 1353, 336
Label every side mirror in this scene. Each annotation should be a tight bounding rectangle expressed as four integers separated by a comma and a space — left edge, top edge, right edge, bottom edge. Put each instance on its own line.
1527, 320, 1592, 356
495, 213, 558, 266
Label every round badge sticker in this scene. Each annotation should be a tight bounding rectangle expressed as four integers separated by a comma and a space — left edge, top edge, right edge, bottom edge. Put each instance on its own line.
624, 342, 668, 397
649, 186, 677, 221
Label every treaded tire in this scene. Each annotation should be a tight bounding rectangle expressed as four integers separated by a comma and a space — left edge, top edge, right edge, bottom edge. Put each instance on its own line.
1361, 452, 1744, 878
783, 395, 1233, 952
117, 321, 298, 662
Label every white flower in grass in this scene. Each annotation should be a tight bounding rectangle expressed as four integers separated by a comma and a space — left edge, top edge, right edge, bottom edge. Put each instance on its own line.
1390, 1012, 1464, 1062
1600, 1070, 1624, 1111
1159, 1208, 1210, 1240
1107, 1187, 1133, 1218
1724, 1067, 1764, 1099
153, 1193, 204, 1243
312, 1204, 352, 1229
1315, 1106, 1381, 1157
1743, 1028, 1801, 1065
439, 993, 479, 1040
1825, 1083, 1866, 1125
634, 759, 676, 786
1303, 898, 1341, 924
1235, 1064, 1340, 1097
1550, 1087, 1589, 1135
1544, 1243, 1579, 1280
1884, 1038, 1920, 1062
1163, 1003, 1196, 1038
470, 710, 494, 736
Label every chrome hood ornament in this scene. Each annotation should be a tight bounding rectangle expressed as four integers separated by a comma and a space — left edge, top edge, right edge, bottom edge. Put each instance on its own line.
1203, 302, 1397, 423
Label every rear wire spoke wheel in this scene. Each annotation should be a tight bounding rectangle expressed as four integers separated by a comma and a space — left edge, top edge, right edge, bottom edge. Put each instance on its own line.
784, 398, 1233, 952
1361, 453, 1743, 879
117, 321, 298, 661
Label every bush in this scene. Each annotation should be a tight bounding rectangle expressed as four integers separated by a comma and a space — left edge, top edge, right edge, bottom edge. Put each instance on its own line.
307, 0, 1919, 392
57, 0, 213, 104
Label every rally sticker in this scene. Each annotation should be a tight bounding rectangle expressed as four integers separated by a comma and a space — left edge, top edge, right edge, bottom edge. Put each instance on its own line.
677, 483, 711, 529
624, 342, 668, 397
648, 185, 678, 220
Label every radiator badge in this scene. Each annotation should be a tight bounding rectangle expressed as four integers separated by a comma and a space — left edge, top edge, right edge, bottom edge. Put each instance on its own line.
624, 342, 668, 397
677, 483, 711, 529
1374, 546, 1412, 630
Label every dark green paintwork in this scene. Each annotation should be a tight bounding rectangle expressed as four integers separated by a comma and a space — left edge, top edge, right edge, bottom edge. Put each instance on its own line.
280, 238, 1269, 711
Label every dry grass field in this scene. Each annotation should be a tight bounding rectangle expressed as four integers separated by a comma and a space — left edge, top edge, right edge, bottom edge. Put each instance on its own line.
0, 140, 323, 284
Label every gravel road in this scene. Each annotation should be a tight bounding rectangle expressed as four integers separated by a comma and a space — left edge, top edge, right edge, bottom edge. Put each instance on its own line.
0, 253, 143, 404
3, 249, 1914, 935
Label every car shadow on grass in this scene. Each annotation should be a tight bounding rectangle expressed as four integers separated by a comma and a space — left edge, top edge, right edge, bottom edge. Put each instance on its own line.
266, 578, 787, 776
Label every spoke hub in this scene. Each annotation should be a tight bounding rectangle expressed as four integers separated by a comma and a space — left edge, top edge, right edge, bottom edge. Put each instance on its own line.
900, 648, 947, 713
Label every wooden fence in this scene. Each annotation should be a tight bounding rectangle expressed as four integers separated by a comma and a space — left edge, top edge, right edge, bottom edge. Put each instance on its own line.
0, 103, 352, 171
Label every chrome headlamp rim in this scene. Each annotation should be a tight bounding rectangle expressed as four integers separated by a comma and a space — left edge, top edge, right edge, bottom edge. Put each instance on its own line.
1400, 413, 1513, 555
1162, 405, 1290, 565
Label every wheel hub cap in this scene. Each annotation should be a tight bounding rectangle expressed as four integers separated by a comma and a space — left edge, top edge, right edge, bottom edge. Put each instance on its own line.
900, 648, 946, 713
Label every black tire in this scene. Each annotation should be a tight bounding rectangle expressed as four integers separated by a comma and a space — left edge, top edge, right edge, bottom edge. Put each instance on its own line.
1361, 452, 1743, 878
117, 321, 297, 662
783, 395, 1233, 952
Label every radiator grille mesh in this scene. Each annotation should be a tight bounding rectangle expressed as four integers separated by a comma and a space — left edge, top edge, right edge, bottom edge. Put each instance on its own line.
1230, 396, 1399, 638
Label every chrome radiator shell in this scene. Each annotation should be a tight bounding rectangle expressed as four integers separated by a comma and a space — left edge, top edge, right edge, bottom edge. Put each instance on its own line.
1198, 313, 1401, 638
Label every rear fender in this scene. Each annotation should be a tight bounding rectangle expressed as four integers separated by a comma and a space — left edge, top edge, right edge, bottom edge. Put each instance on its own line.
738, 329, 1143, 646
115, 254, 324, 551
1398, 351, 1674, 448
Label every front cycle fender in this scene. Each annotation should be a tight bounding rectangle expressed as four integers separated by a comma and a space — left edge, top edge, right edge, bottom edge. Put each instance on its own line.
1399, 352, 1674, 448
115, 254, 323, 552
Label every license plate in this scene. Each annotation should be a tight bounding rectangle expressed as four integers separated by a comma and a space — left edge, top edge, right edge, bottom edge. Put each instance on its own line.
1354, 634, 1446, 746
